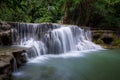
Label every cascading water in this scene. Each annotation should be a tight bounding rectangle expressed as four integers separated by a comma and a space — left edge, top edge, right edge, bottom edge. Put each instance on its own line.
13, 58, 17, 72
11, 23, 102, 59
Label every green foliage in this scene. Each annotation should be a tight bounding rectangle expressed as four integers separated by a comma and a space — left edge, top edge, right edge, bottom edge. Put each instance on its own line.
91, 0, 120, 28
0, 0, 120, 28
94, 39, 104, 44
0, 0, 62, 23
112, 36, 120, 46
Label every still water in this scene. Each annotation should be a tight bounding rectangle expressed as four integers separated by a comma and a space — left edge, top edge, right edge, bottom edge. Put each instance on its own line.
12, 49, 120, 80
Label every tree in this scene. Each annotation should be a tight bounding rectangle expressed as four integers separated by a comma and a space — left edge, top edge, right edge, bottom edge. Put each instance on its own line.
0, 0, 120, 28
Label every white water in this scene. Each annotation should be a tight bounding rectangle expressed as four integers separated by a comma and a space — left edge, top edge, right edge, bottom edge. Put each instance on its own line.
12, 23, 102, 60
27, 50, 100, 64
13, 58, 18, 72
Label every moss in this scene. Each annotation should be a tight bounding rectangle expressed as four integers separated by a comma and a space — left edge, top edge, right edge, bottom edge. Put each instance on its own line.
112, 36, 120, 46
93, 34, 101, 40
93, 34, 120, 48
94, 39, 103, 44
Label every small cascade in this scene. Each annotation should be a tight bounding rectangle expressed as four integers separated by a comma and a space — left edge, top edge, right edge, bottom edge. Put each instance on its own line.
44, 26, 76, 54
11, 23, 60, 45
13, 58, 17, 72
11, 23, 102, 59
25, 41, 47, 58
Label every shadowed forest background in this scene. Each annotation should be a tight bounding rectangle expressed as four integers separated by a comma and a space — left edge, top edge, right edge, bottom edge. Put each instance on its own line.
0, 0, 120, 28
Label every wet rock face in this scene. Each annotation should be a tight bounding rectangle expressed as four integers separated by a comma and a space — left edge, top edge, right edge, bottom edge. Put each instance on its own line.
0, 31, 12, 45
0, 22, 11, 31
92, 30, 114, 44
102, 37, 113, 45
0, 64, 11, 80
0, 47, 28, 80
0, 22, 12, 46
12, 50, 27, 68
92, 30, 120, 48
0, 53, 13, 80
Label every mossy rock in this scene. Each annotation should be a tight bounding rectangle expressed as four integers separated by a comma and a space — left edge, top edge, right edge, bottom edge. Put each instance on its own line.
112, 36, 120, 46
94, 39, 104, 44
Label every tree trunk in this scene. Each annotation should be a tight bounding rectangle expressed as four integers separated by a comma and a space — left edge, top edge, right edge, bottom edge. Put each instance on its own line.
62, 1, 72, 24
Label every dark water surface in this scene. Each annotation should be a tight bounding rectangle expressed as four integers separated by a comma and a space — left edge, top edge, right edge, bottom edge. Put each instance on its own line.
12, 49, 120, 80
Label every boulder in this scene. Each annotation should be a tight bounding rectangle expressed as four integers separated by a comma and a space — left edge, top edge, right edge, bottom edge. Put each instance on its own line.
0, 30, 12, 45
0, 22, 12, 46
0, 52, 13, 80
12, 50, 27, 68
0, 47, 28, 80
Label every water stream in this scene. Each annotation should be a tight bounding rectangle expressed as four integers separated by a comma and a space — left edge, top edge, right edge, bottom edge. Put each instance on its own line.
11, 23, 102, 59
12, 49, 120, 80
11, 23, 117, 80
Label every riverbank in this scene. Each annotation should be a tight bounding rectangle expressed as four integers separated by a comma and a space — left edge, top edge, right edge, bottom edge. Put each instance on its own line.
101, 44, 120, 49
0, 46, 27, 80
92, 30, 120, 49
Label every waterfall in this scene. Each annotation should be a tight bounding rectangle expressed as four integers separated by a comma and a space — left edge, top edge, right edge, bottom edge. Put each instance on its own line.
11, 23, 102, 59
13, 58, 17, 72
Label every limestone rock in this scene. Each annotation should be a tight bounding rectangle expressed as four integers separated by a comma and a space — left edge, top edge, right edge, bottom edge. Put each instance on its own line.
0, 52, 13, 80
0, 22, 12, 45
